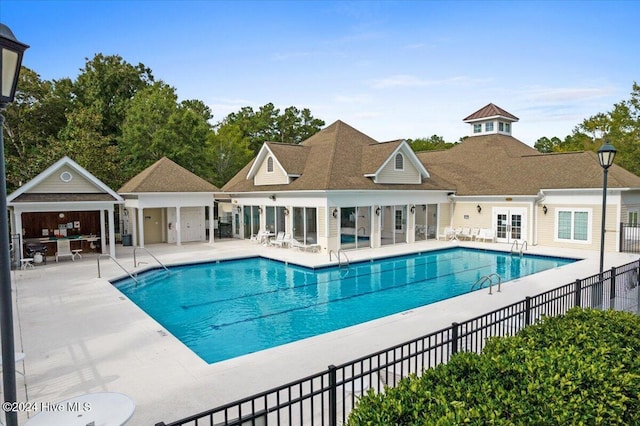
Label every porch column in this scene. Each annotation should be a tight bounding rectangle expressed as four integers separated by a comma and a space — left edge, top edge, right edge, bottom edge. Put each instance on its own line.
137, 208, 145, 248
107, 208, 116, 258
12, 209, 23, 262
209, 203, 215, 244
100, 208, 107, 255
176, 207, 182, 246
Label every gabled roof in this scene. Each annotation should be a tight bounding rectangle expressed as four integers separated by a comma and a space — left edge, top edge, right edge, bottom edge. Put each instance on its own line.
463, 103, 519, 123
246, 142, 309, 179
118, 157, 219, 193
363, 140, 430, 179
417, 134, 640, 196
223, 120, 453, 192
8, 156, 123, 203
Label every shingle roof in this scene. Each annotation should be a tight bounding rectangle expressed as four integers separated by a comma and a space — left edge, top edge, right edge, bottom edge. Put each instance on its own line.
223, 121, 454, 192
118, 157, 219, 193
11, 193, 118, 203
417, 134, 640, 195
463, 103, 519, 122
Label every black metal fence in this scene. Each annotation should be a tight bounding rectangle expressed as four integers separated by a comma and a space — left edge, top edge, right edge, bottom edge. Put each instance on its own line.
155, 259, 640, 426
620, 222, 640, 253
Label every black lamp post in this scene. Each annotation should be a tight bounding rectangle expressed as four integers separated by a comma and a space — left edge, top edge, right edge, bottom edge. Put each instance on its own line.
597, 140, 617, 276
0, 22, 28, 426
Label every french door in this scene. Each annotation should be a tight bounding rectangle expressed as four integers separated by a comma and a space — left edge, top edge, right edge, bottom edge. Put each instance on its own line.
494, 208, 526, 243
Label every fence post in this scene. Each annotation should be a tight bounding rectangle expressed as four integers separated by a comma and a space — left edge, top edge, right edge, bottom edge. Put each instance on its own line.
619, 222, 624, 252
636, 261, 640, 316
609, 266, 617, 310
574, 279, 582, 307
524, 296, 532, 326
451, 322, 459, 355
328, 365, 337, 426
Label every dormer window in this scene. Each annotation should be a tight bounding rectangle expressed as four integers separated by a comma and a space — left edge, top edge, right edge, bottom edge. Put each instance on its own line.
394, 153, 404, 170
473, 124, 482, 134
267, 157, 274, 173
485, 122, 494, 132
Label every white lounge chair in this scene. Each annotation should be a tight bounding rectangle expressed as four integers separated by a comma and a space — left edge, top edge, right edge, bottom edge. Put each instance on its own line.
290, 239, 320, 252
459, 227, 472, 240
55, 239, 80, 262
470, 227, 480, 241
438, 227, 454, 241
476, 228, 495, 243
269, 232, 284, 247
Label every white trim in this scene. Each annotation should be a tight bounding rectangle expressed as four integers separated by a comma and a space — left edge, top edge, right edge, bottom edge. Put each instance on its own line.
372, 141, 430, 181
246, 144, 288, 180
7, 156, 123, 203
553, 208, 593, 244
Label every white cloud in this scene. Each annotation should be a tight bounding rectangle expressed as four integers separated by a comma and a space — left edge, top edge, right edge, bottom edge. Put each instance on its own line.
369, 74, 491, 89
523, 86, 616, 103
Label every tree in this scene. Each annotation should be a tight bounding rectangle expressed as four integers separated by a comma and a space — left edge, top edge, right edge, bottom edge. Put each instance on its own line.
408, 135, 455, 151
537, 83, 640, 176
2, 68, 72, 192
222, 103, 324, 154
119, 81, 212, 184
206, 123, 253, 187
71, 54, 154, 142
534, 136, 562, 153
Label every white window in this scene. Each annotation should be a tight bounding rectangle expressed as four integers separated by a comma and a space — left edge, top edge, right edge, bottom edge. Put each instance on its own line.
473, 124, 482, 133
267, 157, 274, 173
505, 123, 511, 133
555, 209, 591, 243
485, 122, 494, 132
394, 153, 404, 170
499, 122, 504, 131
629, 210, 639, 226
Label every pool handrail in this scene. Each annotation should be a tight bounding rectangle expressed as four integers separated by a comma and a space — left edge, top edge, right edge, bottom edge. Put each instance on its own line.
471, 273, 502, 294
96, 254, 138, 283
133, 246, 169, 272
329, 249, 350, 269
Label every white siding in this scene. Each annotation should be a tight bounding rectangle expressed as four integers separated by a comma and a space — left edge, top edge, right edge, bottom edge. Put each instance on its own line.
30, 166, 102, 193
376, 156, 420, 184
254, 156, 289, 186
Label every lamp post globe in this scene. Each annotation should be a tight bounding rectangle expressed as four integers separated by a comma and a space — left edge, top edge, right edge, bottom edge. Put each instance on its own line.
1, 22, 28, 426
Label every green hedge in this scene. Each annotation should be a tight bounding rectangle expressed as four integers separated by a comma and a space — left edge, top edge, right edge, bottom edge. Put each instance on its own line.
346, 308, 640, 425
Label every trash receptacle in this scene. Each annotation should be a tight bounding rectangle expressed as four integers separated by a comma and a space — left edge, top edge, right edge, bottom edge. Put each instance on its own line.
122, 234, 132, 246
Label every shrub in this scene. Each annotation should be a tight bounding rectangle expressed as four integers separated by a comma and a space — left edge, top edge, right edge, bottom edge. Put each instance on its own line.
346, 308, 640, 425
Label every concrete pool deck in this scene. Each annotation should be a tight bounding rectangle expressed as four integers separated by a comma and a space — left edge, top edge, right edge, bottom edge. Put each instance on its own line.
7, 239, 639, 425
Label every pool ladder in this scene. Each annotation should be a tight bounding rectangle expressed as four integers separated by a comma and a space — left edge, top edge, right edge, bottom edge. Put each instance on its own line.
329, 249, 350, 269
471, 273, 502, 295
510, 240, 527, 257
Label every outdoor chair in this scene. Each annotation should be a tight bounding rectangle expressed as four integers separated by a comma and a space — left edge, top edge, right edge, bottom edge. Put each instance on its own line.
55, 239, 80, 262
269, 232, 285, 247
271, 233, 291, 248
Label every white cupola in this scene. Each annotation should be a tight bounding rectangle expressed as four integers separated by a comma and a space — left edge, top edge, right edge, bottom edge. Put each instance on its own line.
463, 103, 519, 136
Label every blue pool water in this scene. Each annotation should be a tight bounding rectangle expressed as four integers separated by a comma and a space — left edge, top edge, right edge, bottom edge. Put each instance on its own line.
113, 248, 575, 363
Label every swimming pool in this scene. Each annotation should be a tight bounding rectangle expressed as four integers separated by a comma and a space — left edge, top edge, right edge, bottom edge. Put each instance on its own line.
113, 248, 575, 363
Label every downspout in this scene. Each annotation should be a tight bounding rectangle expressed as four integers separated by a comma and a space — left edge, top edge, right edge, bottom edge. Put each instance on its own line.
533, 190, 546, 246
447, 192, 456, 228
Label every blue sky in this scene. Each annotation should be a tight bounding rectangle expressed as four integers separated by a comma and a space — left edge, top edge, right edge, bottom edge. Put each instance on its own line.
2, 1, 639, 145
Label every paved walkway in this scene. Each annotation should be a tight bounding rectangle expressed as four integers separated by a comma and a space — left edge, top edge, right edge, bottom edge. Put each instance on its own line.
7, 239, 638, 425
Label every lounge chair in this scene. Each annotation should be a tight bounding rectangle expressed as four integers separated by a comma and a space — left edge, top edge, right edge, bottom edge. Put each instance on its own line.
470, 227, 480, 241
438, 227, 454, 241
55, 239, 75, 262
476, 228, 495, 243
290, 239, 320, 252
459, 227, 472, 240
270, 232, 289, 247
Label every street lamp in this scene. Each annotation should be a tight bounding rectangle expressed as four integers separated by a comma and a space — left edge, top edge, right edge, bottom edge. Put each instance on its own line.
598, 140, 617, 276
0, 22, 28, 426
